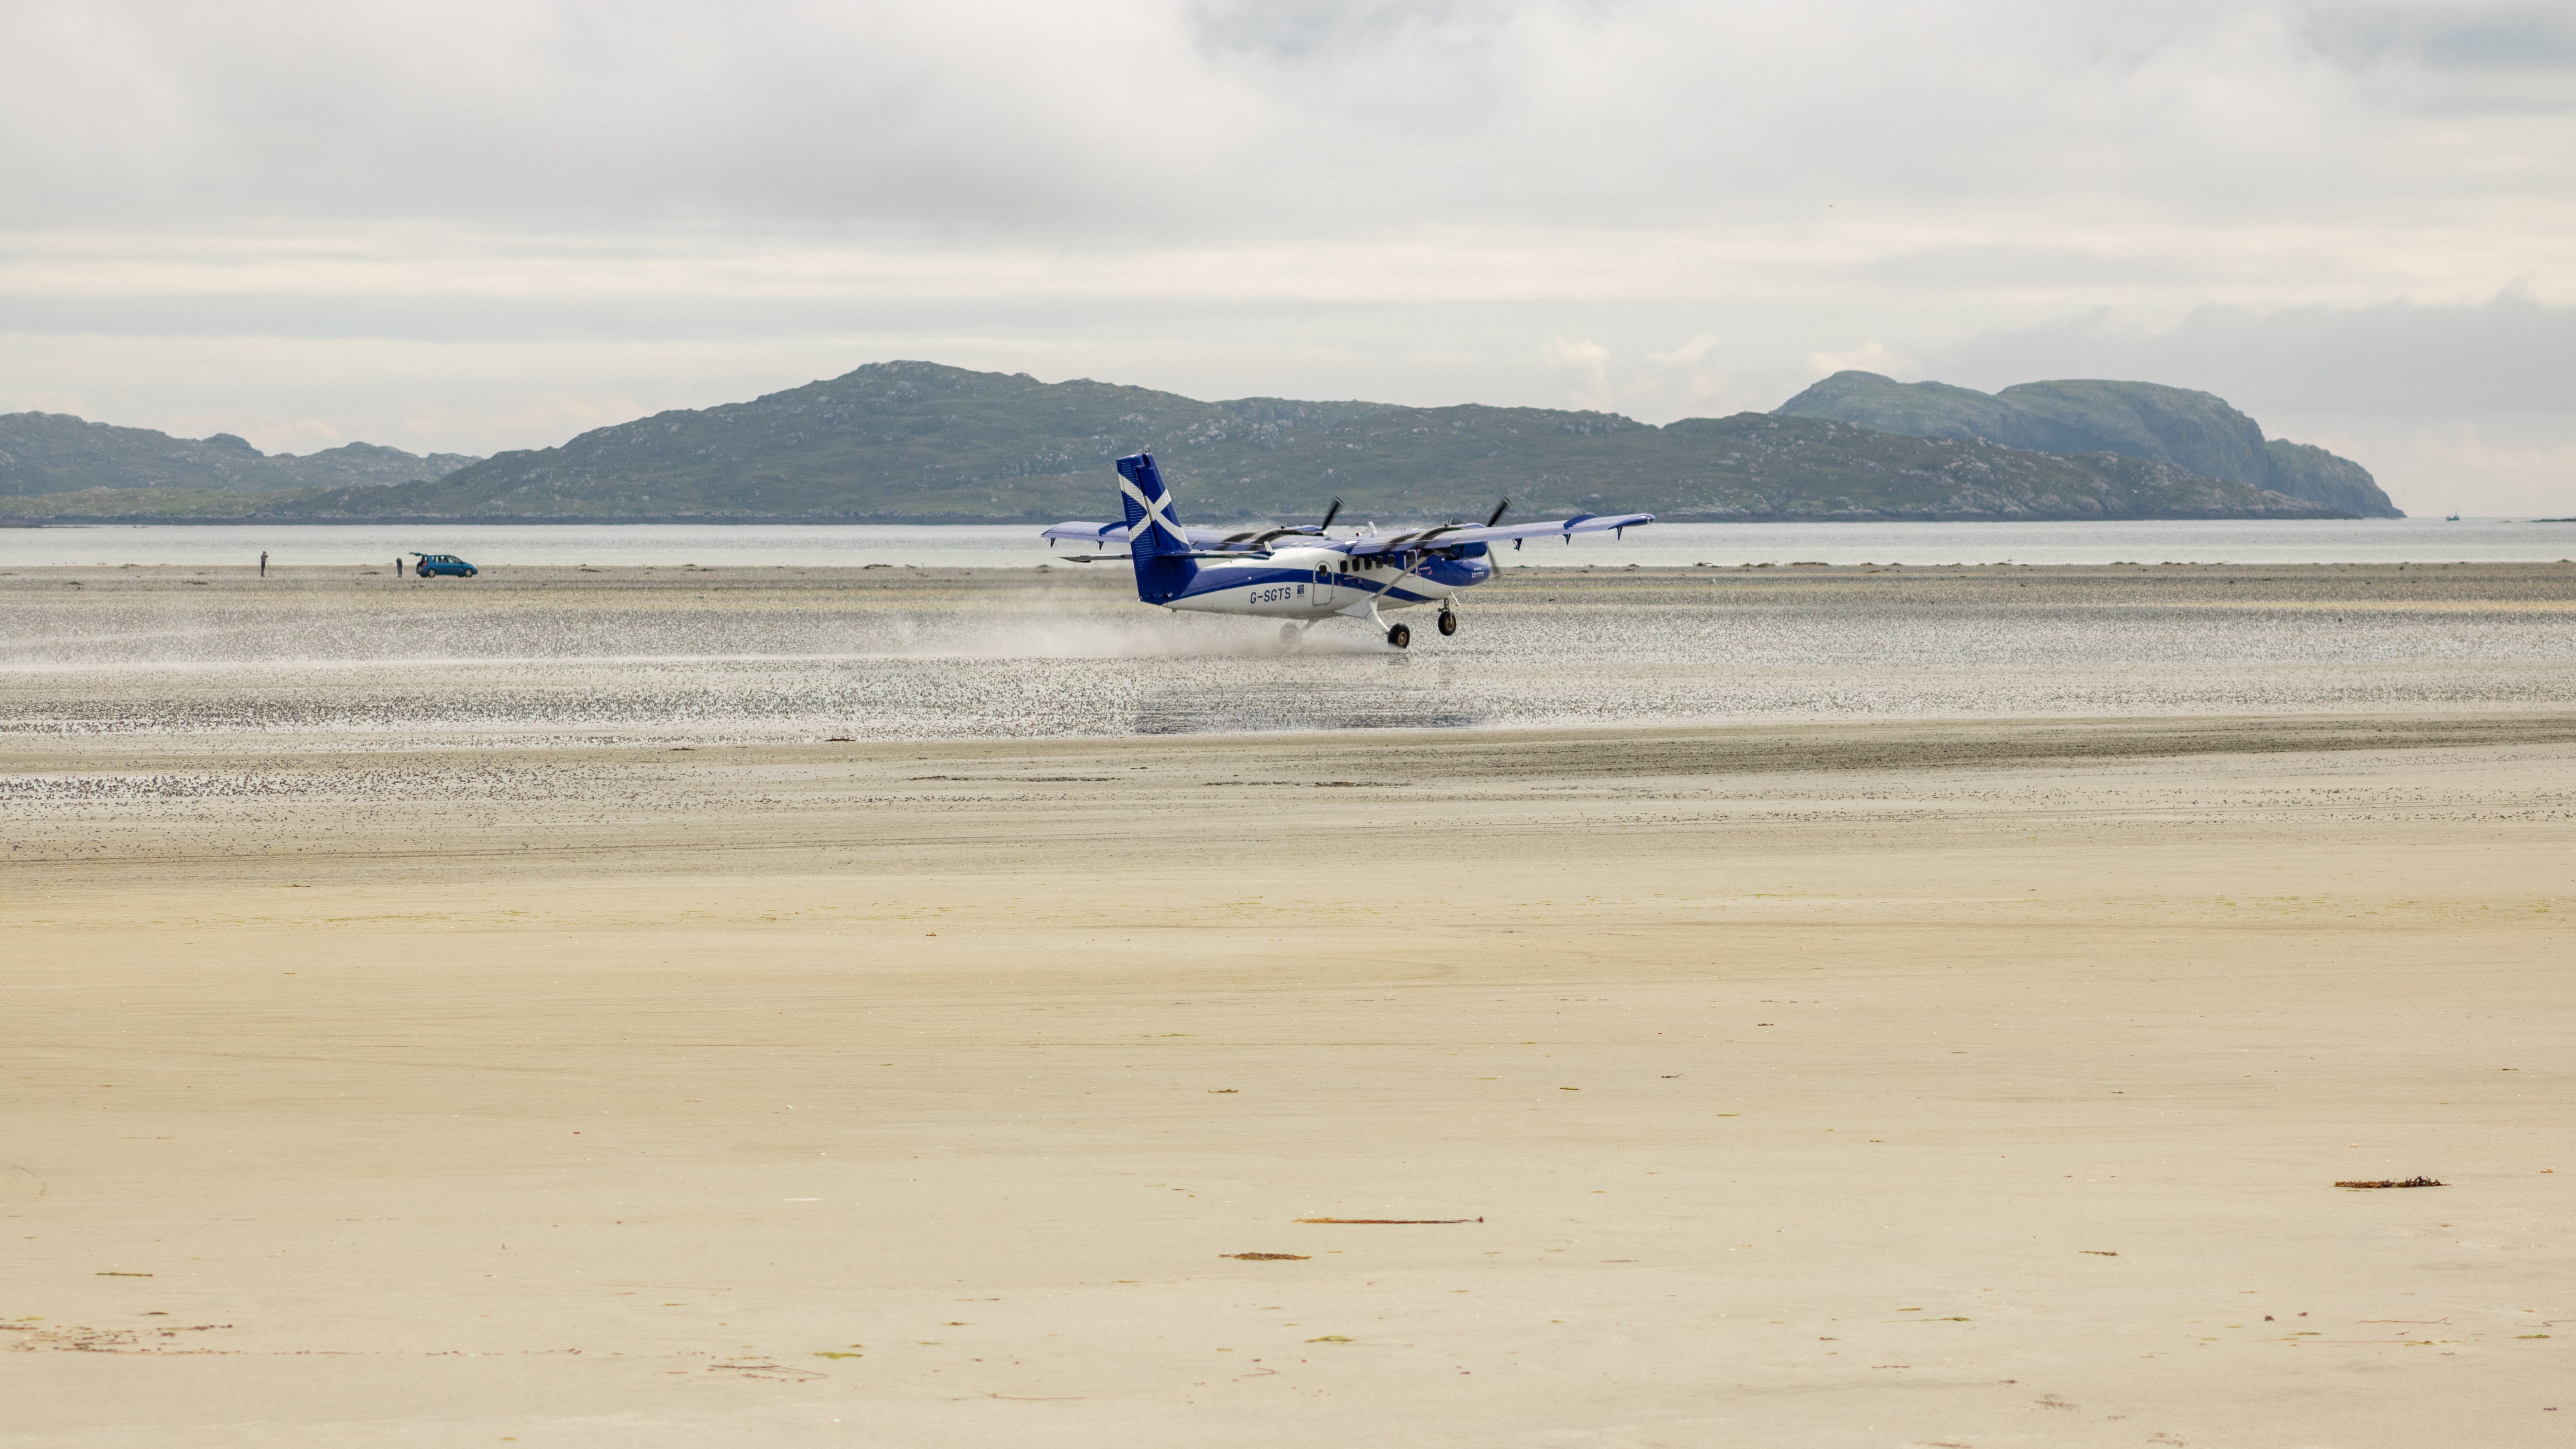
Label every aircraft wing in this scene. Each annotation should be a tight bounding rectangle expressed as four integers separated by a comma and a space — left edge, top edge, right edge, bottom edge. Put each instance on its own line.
1042, 520, 1321, 553
1339, 511, 1656, 556
1043, 513, 1649, 559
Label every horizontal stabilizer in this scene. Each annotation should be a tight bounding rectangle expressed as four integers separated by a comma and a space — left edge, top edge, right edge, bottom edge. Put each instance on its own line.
1042, 521, 1128, 546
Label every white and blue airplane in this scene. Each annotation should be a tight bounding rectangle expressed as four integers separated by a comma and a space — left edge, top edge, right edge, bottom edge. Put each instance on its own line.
1042, 452, 1654, 648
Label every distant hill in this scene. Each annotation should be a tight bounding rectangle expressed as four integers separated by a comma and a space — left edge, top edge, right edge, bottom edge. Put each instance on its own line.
62, 361, 2334, 524
2, 362, 2352, 525
0, 411, 479, 496
1774, 371, 2400, 517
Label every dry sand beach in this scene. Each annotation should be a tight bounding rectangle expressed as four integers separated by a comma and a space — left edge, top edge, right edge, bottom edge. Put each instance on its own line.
4, 564, 2572, 1446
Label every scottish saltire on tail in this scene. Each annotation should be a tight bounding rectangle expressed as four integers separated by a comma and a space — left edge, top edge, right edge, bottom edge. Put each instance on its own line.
1042, 451, 1653, 649
1113, 452, 1196, 605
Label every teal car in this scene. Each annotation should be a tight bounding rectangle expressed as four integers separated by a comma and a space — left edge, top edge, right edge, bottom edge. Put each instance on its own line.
411, 553, 479, 578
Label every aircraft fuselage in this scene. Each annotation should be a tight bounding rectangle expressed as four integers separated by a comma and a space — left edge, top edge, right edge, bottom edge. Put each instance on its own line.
1157, 544, 1492, 620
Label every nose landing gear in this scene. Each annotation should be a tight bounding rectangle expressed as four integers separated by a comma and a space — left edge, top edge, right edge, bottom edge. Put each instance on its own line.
1436, 607, 1459, 637
1385, 622, 1412, 649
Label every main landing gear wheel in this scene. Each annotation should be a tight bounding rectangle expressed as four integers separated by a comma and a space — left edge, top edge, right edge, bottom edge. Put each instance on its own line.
1385, 623, 1412, 649
1437, 608, 1458, 636
1279, 623, 1300, 645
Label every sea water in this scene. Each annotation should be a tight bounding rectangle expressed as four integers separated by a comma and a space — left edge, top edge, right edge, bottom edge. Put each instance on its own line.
5, 518, 2574, 570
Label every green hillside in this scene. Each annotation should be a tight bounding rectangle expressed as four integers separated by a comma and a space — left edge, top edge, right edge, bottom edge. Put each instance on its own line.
4, 361, 2352, 524
1774, 371, 2400, 516
0, 411, 478, 496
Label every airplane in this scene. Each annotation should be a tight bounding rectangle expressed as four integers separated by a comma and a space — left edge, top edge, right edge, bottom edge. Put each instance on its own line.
1042, 451, 1654, 648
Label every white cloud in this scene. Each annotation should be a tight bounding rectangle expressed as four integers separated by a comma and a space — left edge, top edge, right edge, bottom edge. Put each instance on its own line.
1804, 342, 1917, 380
1540, 337, 1615, 412
1647, 333, 1721, 365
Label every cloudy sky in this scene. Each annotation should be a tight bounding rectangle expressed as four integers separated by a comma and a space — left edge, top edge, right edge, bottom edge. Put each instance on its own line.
3, 0, 2571, 512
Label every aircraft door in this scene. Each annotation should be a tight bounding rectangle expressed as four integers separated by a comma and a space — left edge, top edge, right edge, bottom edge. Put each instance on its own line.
1313, 564, 1337, 612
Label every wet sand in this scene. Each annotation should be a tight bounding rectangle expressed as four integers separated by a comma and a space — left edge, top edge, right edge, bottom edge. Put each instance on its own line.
6, 561, 2575, 742
4, 567, 2572, 1446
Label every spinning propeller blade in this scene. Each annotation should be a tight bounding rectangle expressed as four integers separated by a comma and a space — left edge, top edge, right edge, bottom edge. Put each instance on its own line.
1234, 496, 1348, 552
1485, 497, 1510, 528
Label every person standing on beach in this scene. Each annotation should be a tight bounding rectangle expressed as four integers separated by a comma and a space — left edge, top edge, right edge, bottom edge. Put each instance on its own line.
259, 550, 268, 577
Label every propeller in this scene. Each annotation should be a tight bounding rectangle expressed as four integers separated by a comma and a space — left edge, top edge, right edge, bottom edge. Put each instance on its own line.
1234, 496, 1348, 552
1380, 496, 1504, 553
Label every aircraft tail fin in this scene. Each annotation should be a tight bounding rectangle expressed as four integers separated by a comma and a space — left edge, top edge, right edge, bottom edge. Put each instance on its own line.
1115, 452, 1195, 603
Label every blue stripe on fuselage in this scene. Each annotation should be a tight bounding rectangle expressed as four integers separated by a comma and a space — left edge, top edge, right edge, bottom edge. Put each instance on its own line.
1172, 554, 1489, 606
1176, 565, 1444, 606
1172, 564, 1312, 601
